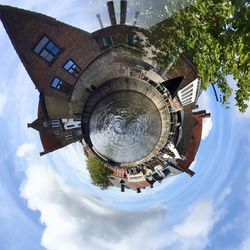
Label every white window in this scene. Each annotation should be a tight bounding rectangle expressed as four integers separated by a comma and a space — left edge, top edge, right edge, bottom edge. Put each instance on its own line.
61, 119, 81, 130
177, 78, 199, 106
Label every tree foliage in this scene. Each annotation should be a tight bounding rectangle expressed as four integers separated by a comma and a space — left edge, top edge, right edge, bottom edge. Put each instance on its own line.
148, 0, 250, 112
87, 156, 113, 190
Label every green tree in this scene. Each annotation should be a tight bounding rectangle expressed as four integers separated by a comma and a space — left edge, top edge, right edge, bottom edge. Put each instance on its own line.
87, 156, 113, 190
148, 0, 250, 112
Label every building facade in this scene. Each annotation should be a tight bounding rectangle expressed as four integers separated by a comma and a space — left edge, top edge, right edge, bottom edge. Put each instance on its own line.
0, 1, 210, 192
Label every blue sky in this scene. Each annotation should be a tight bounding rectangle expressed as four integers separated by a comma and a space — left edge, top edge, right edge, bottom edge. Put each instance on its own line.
0, 1, 250, 250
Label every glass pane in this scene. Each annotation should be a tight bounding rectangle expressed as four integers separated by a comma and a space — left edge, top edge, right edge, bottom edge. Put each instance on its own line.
128, 34, 135, 45
103, 36, 112, 47
33, 36, 49, 53
51, 77, 61, 88
46, 41, 55, 50
45, 53, 54, 62
46, 42, 60, 55
64, 60, 74, 70
40, 49, 51, 61
51, 46, 60, 55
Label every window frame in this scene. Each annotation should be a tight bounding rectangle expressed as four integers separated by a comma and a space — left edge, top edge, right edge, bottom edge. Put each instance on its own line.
33, 35, 61, 63
65, 131, 73, 140
63, 59, 81, 77
50, 77, 72, 95
127, 34, 137, 46
51, 119, 60, 128
101, 36, 113, 48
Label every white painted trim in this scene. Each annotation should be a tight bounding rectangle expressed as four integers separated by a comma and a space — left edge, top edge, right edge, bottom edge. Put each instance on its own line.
178, 78, 199, 106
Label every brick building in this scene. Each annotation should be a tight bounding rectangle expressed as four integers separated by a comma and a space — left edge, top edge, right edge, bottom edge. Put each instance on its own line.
0, 1, 210, 192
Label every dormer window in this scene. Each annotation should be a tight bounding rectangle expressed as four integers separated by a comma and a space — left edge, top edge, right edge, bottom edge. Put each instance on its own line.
33, 35, 60, 62
50, 77, 72, 95
64, 59, 81, 77
127, 34, 137, 46
102, 36, 113, 48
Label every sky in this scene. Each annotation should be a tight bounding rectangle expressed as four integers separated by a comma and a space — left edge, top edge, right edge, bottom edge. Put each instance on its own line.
0, 1, 250, 250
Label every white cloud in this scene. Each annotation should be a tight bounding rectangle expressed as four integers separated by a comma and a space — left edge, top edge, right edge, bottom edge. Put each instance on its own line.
17, 143, 167, 250
218, 162, 250, 250
169, 199, 223, 250
174, 201, 214, 238
17, 142, 229, 250
201, 117, 212, 140
197, 91, 210, 110
197, 91, 213, 140
240, 237, 250, 250
16, 143, 36, 158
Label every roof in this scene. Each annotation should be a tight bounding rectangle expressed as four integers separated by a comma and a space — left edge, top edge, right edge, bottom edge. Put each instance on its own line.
36, 98, 63, 155
162, 76, 185, 98
112, 168, 127, 178
39, 131, 62, 155
176, 104, 195, 156
128, 180, 151, 190
177, 114, 203, 174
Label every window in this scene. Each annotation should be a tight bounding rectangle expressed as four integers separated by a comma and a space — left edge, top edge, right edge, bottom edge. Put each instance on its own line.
64, 59, 81, 77
156, 84, 166, 93
182, 97, 193, 105
51, 119, 60, 128
50, 77, 72, 95
162, 92, 170, 100
182, 88, 193, 97
102, 36, 113, 48
33, 35, 60, 62
148, 80, 157, 87
182, 92, 193, 100
65, 132, 73, 140
61, 118, 81, 130
127, 34, 137, 46
162, 168, 171, 177
181, 84, 193, 94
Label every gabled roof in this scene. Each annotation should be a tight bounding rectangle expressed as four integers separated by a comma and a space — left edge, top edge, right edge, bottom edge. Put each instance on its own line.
0, 5, 96, 95
39, 131, 63, 156
176, 113, 204, 176
162, 76, 184, 98
28, 98, 63, 156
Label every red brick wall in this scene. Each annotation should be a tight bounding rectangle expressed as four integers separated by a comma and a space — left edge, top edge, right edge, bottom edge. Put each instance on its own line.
0, 6, 101, 100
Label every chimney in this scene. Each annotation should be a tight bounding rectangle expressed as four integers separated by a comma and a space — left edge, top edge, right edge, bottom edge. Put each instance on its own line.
136, 188, 141, 193
121, 184, 125, 192
107, 1, 117, 26
202, 113, 211, 119
120, 0, 127, 25
133, 11, 139, 26
96, 13, 104, 29
193, 110, 211, 119
186, 168, 195, 177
